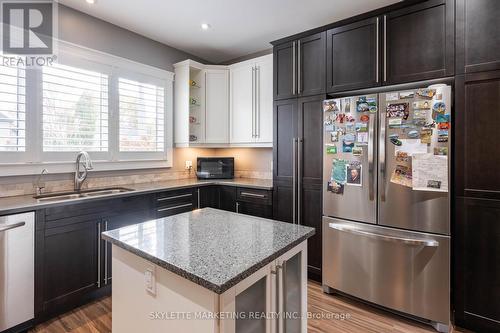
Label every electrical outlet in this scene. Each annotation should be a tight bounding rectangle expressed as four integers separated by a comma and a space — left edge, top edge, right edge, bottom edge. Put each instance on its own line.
145, 265, 156, 295
185, 160, 193, 170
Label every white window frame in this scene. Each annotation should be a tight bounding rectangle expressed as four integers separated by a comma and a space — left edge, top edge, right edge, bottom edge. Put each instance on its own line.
0, 41, 174, 176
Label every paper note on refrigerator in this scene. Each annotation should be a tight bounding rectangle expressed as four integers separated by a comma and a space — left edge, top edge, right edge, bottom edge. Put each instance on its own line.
394, 139, 428, 157
412, 153, 448, 192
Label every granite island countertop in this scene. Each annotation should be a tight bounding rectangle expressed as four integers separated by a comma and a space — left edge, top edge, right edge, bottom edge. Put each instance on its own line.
102, 208, 315, 294
0, 178, 273, 215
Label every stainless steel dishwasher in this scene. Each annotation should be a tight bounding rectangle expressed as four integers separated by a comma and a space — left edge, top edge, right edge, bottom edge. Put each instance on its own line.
0, 212, 34, 331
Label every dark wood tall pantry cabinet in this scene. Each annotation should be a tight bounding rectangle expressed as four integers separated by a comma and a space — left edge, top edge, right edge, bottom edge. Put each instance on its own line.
455, 70, 500, 333
272, 94, 324, 281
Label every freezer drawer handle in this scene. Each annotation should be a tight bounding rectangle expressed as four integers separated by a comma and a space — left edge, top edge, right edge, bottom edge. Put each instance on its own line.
328, 223, 439, 247
0, 221, 25, 232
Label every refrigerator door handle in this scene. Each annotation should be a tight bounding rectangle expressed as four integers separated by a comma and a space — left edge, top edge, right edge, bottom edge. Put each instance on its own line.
328, 223, 439, 247
376, 17, 379, 83
368, 113, 375, 201
292, 138, 297, 224
380, 107, 386, 201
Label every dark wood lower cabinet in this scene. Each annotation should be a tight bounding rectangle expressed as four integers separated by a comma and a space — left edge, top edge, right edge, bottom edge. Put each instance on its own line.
35, 185, 273, 321
199, 186, 220, 208
40, 219, 99, 317
300, 185, 322, 281
455, 197, 500, 332
219, 186, 237, 212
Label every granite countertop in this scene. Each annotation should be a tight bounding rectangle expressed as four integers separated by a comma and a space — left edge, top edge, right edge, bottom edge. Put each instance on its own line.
102, 208, 315, 294
0, 178, 273, 215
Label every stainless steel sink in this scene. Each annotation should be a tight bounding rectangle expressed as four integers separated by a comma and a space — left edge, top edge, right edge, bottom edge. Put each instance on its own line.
34, 187, 134, 202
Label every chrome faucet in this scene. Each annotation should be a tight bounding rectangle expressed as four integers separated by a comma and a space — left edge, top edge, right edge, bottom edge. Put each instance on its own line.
74, 151, 93, 191
35, 168, 49, 196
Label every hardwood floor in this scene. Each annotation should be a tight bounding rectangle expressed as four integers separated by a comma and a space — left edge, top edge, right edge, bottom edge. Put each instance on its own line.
31, 281, 469, 333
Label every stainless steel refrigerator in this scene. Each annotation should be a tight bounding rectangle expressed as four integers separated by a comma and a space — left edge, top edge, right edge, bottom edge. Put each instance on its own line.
322, 84, 451, 332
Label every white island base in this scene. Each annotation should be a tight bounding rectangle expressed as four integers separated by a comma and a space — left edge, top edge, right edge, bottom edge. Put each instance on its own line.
111, 241, 308, 333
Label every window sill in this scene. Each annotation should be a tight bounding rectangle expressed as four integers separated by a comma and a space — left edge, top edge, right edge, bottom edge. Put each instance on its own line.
0, 159, 173, 176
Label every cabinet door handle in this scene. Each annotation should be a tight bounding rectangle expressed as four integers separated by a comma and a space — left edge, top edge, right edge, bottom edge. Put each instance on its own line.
292, 138, 297, 224
257, 66, 261, 138
236, 202, 240, 213
240, 192, 266, 198
297, 138, 302, 225
157, 203, 193, 212
157, 193, 192, 201
97, 221, 101, 288
276, 263, 285, 333
383, 15, 387, 82
197, 188, 200, 209
297, 40, 301, 94
252, 66, 255, 137
104, 220, 108, 285
376, 17, 379, 83
292, 41, 296, 95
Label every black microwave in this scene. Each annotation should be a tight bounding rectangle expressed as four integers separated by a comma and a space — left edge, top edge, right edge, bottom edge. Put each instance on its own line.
197, 157, 234, 179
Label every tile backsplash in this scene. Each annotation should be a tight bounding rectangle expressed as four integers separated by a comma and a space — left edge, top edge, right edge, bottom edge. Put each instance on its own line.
0, 148, 273, 198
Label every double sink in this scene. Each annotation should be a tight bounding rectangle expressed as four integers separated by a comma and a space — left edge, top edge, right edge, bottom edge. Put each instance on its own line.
34, 187, 134, 202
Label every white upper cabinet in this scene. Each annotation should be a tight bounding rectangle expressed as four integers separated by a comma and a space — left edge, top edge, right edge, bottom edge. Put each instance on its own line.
205, 69, 229, 143
174, 55, 272, 147
230, 63, 254, 144
229, 54, 273, 147
255, 55, 273, 144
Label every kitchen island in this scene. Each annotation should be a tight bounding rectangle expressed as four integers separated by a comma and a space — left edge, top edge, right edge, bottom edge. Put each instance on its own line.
102, 208, 315, 333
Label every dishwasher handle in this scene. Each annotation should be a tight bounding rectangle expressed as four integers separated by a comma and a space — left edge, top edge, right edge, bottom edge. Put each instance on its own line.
0, 221, 26, 232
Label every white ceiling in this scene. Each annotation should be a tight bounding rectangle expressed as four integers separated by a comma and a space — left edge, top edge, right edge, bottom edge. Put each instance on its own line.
59, 0, 400, 64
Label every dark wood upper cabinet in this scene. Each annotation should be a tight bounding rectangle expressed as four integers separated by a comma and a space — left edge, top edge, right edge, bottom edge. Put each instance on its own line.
327, 17, 381, 92
273, 32, 325, 100
384, 0, 454, 84
456, 0, 500, 74
273, 41, 296, 100
455, 71, 500, 200
455, 197, 500, 332
297, 32, 326, 97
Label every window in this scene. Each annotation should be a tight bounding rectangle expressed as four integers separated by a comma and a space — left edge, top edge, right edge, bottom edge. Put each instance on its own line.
118, 78, 164, 152
0, 61, 25, 152
42, 63, 109, 152
0, 42, 174, 175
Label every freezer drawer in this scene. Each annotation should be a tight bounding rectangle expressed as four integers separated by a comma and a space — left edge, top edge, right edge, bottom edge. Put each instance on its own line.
322, 217, 450, 325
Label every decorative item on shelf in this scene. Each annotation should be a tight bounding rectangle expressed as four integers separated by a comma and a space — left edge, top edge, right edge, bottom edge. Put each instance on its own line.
189, 135, 198, 142
189, 116, 197, 124
189, 97, 200, 107
189, 79, 197, 86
